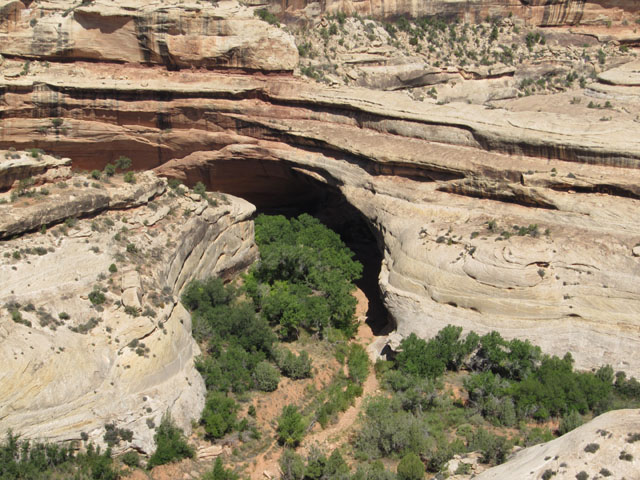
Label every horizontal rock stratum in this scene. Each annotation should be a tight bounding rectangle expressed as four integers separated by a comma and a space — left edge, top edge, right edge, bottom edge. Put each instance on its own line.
1, 0, 640, 465
0, 0, 298, 71
270, 0, 638, 27
2, 56, 640, 373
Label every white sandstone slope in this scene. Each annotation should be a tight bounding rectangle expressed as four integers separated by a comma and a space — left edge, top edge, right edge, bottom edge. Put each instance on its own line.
0, 165, 257, 453
475, 409, 640, 480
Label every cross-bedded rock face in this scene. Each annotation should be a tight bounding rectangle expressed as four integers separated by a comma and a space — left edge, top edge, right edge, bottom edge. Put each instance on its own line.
1, 0, 640, 460
0, 165, 257, 453
0, 0, 298, 71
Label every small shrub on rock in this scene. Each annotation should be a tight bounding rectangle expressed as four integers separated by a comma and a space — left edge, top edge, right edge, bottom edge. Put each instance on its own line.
123, 171, 136, 184
88, 289, 105, 305
619, 451, 633, 461
583, 443, 599, 453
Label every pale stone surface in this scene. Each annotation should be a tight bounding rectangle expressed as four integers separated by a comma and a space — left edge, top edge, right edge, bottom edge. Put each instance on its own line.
598, 60, 640, 86
474, 409, 640, 480
0, 152, 71, 190
2, 55, 640, 382
0, 171, 166, 239
0, 0, 297, 71
0, 167, 257, 453
1, 0, 640, 468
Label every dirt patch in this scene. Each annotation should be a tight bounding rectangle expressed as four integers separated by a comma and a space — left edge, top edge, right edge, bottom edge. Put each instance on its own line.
241, 286, 383, 479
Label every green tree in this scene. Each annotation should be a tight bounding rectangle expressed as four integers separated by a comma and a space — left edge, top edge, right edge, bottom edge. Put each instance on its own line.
277, 406, 306, 447
203, 458, 239, 480
324, 449, 350, 479
103, 163, 116, 176
201, 393, 237, 439
397, 453, 424, 480
115, 156, 132, 171
148, 414, 194, 468
279, 449, 305, 480
123, 171, 136, 184
348, 344, 369, 384
253, 361, 280, 392
276, 348, 312, 379
253, 214, 362, 338
395, 334, 445, 379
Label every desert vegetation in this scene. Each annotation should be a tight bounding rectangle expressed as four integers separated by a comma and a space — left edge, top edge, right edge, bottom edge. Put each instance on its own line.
182, 213, 364, 443
290, 12, 633, 102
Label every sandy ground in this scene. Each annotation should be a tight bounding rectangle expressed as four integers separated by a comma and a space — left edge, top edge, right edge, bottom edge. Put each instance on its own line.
245, 287, 382, 480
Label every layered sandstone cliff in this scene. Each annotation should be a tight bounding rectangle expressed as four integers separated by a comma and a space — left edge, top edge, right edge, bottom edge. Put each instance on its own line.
0, 160, 257, 452
272, 0, 638, 27
1, 0, 640, 455
0, 0, 297, 71
2, 31, 640, 380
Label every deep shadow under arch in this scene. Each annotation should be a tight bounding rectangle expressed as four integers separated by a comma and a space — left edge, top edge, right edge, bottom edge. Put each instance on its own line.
180, 158, 394, 336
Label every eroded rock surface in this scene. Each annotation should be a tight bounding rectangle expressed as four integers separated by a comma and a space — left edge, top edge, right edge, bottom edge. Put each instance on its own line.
0, 0, 297, 71
271, 0, 638, 27
0, 167, 257, 452
474, 409, 640, 479
1, 0, 640, 460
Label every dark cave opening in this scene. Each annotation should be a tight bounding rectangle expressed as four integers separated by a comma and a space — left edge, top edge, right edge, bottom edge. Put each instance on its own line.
187, 159, 394, 336
260, 183, 393, 337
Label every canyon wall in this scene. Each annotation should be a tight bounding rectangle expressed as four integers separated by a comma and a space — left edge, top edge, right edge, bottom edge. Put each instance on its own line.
2, 0, 640, 450
0, 166, 257, 452
2, 53, 640, 380
272, 0, 638, 26
0, 0, 297, 71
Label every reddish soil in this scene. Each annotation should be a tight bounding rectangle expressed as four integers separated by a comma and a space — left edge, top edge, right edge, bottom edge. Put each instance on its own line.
244, 286, 382, 480
124, 285, 385, 480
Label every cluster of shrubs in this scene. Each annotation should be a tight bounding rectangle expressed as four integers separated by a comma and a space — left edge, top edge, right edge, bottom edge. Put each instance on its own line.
348, 325, 640, 475
391, 326, 630, 424
182, 276, 314, 439
245, 214, 363, 339
279, 447, 436, 480
0, 432, 118, 480
183, 214, 362, 441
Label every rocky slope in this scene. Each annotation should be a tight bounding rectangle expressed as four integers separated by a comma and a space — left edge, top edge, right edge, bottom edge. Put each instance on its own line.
474, 409, 640, 479
272, 0, 638, 27
0, 156, 257, 452
1, 0, 640, 459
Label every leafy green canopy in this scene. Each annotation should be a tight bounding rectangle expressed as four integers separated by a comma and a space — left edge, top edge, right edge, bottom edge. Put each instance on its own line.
391, 326, 635, 423
247, 214, 363, 338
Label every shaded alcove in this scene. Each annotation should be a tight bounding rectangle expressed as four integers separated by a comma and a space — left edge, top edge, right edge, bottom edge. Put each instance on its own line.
186, 158, 394, 336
